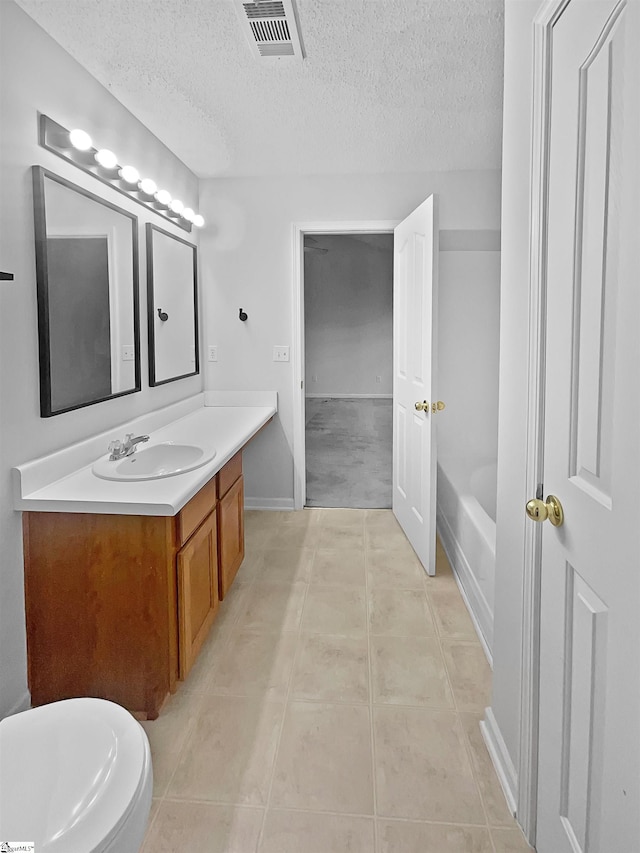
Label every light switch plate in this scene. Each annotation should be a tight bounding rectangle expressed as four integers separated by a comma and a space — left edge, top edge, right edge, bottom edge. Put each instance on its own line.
122, 345, 134, 361
208, 346, 218, 362
273, 346, 290, 362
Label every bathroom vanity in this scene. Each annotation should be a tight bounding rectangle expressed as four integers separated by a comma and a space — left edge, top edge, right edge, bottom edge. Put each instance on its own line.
14, 396, 275, 719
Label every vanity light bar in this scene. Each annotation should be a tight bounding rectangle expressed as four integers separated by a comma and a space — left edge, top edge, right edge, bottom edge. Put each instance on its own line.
38, 114, 205, 233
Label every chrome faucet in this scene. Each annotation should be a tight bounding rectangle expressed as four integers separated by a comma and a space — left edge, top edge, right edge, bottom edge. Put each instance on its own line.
108, 433, 150, 461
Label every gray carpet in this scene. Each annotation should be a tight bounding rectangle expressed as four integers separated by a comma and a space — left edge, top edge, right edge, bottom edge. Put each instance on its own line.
305, 397, 392, 508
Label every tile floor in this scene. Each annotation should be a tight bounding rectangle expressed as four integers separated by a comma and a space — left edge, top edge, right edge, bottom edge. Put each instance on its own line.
141, 509, 533, 852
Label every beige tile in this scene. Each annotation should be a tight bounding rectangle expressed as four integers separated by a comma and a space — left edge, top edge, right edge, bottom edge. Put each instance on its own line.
168, 696, 284, 804
320, 508, 367, 528
260, 809, 374, 853
371, 634, 454, 708
318, 526, 365, 550
279, 509, 322, 527
271, 701, 374, 814
373, 706, 485, 823
258, 548, 314, 584
442, 641, 492, 712
239, 581, 307, 632
264, 524, 321, 549
365, 509, 403, 533
244, 527, 272, 551
200, 630, 298, 699
369, 587, 435, 636
300, 585, 367, 636
290, 633, 369, 703
428, 585, 478, 639
235, 551, 264, 582
141, 801, 263, 852
377, 819, 493, 853
366, 549, 426, 589
460, 713, 515, 827
490, 827, 535, 852
311, 548, 366, 586
245, 509, 284, 530
141, 690, 203, 797
366, 526, 416, 553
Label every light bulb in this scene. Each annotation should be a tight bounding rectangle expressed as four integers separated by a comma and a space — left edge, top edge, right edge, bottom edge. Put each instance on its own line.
155, 189, 171, 206
69, 128, 92, 151
169, 199, 184, 215
95, 149, 118, 170
139, 178, 157, 196
193, 214, 205, 228
119, 165, 140, 184
183, 208, 195, 222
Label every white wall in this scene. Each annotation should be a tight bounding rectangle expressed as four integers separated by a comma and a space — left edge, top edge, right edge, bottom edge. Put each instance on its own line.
490, 0, 541, 795
304, 234, 393, 397
200, 170, 502, 507
0, 1, 201, 718
437, 249, 501, 463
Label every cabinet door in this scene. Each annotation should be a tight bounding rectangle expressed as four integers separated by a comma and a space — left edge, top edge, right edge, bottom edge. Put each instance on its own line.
218, 474, 245, 600
177, 509, 219, 679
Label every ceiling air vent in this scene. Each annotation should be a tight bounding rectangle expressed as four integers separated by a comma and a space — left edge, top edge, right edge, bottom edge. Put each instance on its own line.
235, 0, 304, 60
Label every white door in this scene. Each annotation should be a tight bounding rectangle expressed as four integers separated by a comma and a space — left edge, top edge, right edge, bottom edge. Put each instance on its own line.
392, 196, 439, 575
535, 2, 639, 851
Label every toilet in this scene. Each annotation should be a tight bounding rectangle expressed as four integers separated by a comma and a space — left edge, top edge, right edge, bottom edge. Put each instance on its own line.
0, 697, 152, 852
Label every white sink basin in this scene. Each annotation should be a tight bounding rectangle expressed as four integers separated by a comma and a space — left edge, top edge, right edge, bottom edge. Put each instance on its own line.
92, 442, 216, 481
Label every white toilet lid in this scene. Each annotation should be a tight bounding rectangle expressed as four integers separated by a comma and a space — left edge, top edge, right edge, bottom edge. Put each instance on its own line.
0, 698, 150, 853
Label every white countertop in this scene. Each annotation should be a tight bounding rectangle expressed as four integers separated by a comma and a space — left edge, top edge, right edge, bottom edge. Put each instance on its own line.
13, 400, 276, 516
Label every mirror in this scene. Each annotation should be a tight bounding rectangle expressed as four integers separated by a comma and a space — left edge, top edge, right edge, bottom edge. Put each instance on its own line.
146, 223, 199, 386
32, 167, 140, 417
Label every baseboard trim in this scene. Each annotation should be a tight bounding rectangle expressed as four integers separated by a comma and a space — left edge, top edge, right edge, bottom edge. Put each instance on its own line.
436, 508, 494, 663
481, 708, 519, 818
244, 497, 295, 510
305, 393, 392, 399
2, 689, 31, 719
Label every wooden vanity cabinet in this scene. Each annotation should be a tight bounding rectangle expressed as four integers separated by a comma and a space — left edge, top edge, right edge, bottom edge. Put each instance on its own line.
23, 453, 244, 720
217, 450, 245, 600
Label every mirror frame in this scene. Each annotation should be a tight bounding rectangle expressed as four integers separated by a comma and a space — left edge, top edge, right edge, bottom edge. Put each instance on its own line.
32, 166, 141, 417
146, 223, 199, 386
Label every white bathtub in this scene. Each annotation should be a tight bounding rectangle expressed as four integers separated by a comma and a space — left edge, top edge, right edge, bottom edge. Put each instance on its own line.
436, 456, 496, 657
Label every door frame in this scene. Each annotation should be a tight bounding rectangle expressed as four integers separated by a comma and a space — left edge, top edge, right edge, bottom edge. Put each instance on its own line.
518, 0, 573, 844
291, 220, 398, 510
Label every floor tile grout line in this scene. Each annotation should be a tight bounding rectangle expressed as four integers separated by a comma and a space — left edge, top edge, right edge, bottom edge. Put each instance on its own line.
364, 535, 380, 853
255, 532, 318, 852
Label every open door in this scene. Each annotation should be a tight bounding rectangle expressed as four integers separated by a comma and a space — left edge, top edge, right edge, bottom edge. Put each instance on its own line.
531, 2, 640, 849
392, 195, 439, 575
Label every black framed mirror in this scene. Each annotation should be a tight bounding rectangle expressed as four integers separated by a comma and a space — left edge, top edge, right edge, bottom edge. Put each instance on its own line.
32, 167, 141, 417
146, 223, 199, 386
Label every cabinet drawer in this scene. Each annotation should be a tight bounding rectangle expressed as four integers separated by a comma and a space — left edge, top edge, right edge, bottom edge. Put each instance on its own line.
178, 476, 217, 546
217, 450, 242, 499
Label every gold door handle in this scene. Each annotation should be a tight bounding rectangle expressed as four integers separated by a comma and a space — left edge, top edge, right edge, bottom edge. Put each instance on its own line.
415, 400, 429, 412
432, 401, 446, 413
525, 494, 564, 527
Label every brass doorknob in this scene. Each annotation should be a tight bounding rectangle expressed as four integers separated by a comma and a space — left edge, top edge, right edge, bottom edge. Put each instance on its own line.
415, 400, 429, 411
525, 495, 564, 527
432, 401, 446, 413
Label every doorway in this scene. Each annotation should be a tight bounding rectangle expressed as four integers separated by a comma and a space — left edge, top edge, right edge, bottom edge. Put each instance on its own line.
292, 220, 398, 511
303, 232, 394, 508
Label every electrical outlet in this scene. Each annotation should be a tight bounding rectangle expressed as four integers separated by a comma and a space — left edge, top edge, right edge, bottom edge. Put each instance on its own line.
122, 345, 134, 361
375, 375, 382, 384
208, 346, 218, 362
273, 346, 290, 362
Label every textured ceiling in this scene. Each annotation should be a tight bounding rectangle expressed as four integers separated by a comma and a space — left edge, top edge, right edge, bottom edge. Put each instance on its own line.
14, 0, 504, 178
